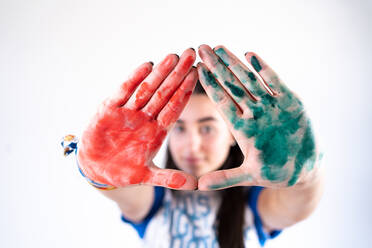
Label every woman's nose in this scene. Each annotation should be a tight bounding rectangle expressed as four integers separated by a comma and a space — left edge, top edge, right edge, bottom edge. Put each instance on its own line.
186, 130, 202, 152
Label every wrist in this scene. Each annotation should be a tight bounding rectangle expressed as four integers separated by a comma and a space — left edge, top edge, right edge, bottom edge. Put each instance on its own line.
76, 159, 117, 191
61, 134, 117, 191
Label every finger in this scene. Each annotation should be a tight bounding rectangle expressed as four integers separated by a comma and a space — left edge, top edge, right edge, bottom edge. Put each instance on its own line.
143, 162, 198, 190
142, 48, 196, 118
197, 62, 248, 129
107, 62, 153, 108
157, 67, 198, 129
125, 54, 179, 110
198, 167, 256, 191
198, 44, 252, 111
245, 52, 286, 96
213, 45, 272, 99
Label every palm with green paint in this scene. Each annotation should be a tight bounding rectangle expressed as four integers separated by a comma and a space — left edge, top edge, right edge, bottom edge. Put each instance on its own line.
196, 44, 321, 190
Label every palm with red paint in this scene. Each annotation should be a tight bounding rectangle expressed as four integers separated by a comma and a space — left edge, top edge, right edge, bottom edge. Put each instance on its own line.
78, 48, 198, 189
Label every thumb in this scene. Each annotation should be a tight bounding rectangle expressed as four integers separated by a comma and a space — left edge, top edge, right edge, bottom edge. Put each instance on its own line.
142, 162, 198, 190
198, 166, 256, 191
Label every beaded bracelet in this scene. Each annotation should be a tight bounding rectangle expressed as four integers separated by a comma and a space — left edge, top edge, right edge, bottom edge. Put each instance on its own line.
61, 134, 117, 191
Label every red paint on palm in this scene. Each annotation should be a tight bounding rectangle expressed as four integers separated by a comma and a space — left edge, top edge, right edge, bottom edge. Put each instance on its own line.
134, 81, 151, 108
143, 50, 196, 118
132, 54, 179, 109
77, 49, 198, 190
78, 107, 168, 187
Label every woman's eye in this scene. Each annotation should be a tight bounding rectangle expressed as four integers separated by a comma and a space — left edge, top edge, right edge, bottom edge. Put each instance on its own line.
200, 125, 213, 134
174, 125, 185, 133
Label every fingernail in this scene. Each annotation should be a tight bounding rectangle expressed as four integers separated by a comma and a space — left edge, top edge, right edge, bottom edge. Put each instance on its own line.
213, 45, 224, 51
189, 47, 195, 51
244, 52, 249, 56
173, 53, 179, 58
149, 61, 154, 65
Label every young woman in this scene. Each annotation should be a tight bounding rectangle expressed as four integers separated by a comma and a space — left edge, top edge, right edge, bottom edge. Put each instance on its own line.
68, 45, 324, 247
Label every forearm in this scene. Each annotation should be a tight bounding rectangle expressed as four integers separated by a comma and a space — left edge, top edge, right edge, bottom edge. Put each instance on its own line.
98, 185, 154, 221
258, 166, 325, 230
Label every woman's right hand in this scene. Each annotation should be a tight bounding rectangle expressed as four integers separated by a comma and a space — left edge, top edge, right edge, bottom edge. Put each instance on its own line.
77, 48, 198, 190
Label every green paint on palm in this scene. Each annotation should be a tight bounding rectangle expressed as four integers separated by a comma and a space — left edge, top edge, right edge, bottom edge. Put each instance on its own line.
224, 81, 245, 98
224, 83, 315, 185
214, 47, 230, 66
200, 66, 226, 103
247, 72, 256, 81
251, 56, 262, 72
208, 174, 253, 190
202, 53, 316, 186
288, 123, 316, 186
201, 67, 219, 88
242, 70, 267, 97
215, 51, 266, 98
308, 151, 323, 171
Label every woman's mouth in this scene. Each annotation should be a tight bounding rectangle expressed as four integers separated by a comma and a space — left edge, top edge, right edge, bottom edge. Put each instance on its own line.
184, 157, 202, 164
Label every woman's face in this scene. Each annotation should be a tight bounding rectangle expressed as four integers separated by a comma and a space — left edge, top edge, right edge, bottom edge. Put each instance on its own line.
168, 94, 235, 178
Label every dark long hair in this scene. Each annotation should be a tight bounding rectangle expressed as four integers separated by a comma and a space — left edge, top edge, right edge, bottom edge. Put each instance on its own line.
165, 81, 247, 248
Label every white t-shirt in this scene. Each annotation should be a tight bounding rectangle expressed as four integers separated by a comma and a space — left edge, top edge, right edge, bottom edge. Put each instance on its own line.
121, 186, 281, 247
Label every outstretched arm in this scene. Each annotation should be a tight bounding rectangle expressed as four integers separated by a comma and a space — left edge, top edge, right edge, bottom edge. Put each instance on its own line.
77, 48, 198, 222
258, 166, 324, 230
196, 44, 325, 230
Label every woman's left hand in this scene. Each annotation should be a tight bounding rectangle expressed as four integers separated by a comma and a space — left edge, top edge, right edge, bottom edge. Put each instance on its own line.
196, 44, 322, 191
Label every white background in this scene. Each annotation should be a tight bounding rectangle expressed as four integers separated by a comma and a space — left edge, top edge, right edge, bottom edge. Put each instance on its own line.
1, 0, 371, 247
